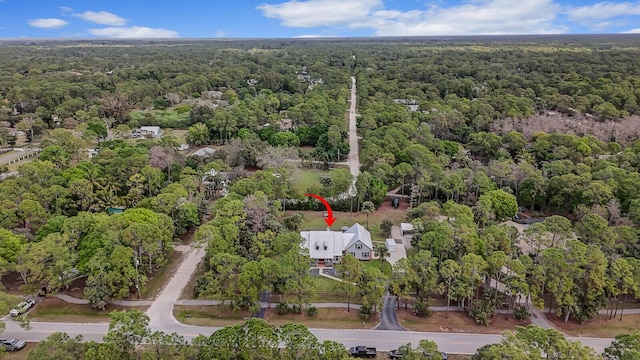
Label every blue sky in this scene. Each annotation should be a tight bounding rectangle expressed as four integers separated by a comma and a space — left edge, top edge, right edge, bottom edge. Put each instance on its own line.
1, 0, 639, 38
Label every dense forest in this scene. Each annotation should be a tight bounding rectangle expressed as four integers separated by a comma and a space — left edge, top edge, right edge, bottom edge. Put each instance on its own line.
2, 36, 640, 347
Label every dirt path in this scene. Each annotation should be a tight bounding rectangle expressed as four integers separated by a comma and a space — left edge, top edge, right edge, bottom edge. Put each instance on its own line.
346, 76, 360, 194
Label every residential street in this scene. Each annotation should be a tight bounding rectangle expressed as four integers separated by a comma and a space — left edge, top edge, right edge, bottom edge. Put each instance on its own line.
1, 241, 618, 355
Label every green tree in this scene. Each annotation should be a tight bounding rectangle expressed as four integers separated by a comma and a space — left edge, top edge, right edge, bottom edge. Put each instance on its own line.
374, 244, 390, 271
336, 254, 362, 312
361, 201, 376, 229
103, 309, 151, 355
604, 331, 640, 360
478, 189, 518, 221
27, 332, 85, 360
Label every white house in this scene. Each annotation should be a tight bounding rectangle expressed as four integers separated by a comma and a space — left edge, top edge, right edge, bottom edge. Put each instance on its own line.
300, 223, 373, 267
139, 126, 162, 139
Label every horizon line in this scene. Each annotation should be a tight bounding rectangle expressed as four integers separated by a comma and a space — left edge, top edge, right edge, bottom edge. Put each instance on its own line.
1, 33, 640, 41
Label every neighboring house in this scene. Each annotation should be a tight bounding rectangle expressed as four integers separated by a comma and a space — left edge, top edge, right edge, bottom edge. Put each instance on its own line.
278, 118, 293, 131
189, 147, 217, 158
300, 223, 374, 267
87, 149, 99, 159
139, 126, 162, 139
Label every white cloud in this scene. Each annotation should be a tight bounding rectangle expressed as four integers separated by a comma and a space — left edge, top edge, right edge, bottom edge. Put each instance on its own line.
59, 6, 74, 14
622, 27, 640, 33
213, 30, 226, 37
257, 0, 383, 27
75, 11, 127, 26
567, 1, 640, 22
258, 0, 564, 35
88, 26, 179, 38
28, 18, 68, 29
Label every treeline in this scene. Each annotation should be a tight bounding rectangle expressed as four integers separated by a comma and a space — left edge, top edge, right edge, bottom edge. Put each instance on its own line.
0, 137, 203, 308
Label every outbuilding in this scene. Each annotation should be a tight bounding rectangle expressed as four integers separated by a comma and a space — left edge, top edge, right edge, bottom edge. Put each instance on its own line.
385, 238, 397, 252
400, 223, 414, 236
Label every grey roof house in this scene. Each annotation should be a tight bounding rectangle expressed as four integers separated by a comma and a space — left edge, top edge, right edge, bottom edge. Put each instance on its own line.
300, 223, 373, 267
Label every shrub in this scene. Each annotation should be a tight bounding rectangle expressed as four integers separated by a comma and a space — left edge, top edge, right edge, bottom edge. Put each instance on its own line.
306, 306, 318, 317
469, 299, 496, 326
359, 305, 372, 321
291, 304, 302, 314
513, 305, 530, 321
413, 300, 432, 318
193, 276, 209, 298
276, 302, 290, 315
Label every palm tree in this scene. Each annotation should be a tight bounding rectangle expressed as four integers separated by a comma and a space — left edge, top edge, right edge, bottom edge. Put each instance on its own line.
361, 201, 376, 229
374, 245, 391, 271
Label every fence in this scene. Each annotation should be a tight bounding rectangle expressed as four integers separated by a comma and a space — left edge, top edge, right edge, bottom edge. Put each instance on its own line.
3, 149, 41, 166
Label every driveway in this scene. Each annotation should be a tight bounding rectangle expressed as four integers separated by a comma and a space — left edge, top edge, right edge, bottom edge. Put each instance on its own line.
384, 240, 406, 266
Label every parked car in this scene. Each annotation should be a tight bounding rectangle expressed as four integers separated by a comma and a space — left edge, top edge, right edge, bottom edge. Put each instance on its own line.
389, 348, 448, 359
1, 338, 26, 351
349, 345, 377, 358
9, 299, 35, 317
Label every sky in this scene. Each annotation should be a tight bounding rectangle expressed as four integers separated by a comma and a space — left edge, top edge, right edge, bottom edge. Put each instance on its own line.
1, 0, 640, 39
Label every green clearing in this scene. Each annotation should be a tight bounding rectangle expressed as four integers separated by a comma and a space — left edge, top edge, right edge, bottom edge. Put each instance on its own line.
291, 168, 326, 194
28, 298, 148, 323
362, 259, 392, 276
294, 209, 407, 241
312, 275, 340, 292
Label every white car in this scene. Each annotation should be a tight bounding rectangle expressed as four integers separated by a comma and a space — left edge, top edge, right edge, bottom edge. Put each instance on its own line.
9, 299, 35, 317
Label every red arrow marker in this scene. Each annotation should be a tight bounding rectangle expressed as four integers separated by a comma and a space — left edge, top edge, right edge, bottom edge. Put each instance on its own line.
304, 193, 336, 227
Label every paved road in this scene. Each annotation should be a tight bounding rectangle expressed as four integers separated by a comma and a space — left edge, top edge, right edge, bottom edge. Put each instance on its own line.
375, 295, 405, 331
146, 245, 205, 330
1, 319, 615, 355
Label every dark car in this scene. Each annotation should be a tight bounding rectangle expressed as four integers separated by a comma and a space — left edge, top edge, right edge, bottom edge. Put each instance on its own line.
1, 338, 26, 351
389, 348, 448, 359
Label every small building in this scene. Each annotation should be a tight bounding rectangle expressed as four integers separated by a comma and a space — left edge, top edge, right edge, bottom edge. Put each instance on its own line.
107, 206, 125, 215
139, 126, 162, 139
386, 238, 397, 252
189, 147, 216, 158
400, 223, 414, 236
87, 149, 99, 159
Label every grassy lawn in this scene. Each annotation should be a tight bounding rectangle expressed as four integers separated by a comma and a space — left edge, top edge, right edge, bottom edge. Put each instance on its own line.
363, 259, 392, 276
291, 168, 326, 194
397, 310, 530, 334
174, 305, 378, 329
547, 313, 640, 337
312, 275, 340, 292
7, 157, 36, 172
164, 129, 188, 144
137, 250, 182, 300
28, 297, 148, 323
174, 305, 252, 326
